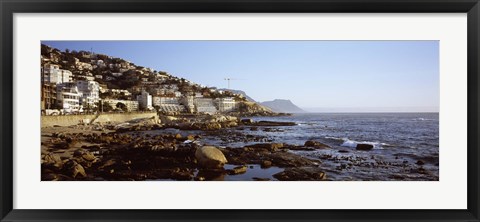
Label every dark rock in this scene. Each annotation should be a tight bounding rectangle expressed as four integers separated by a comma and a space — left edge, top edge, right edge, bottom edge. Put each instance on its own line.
247, 143, 284, 152
273, 167, 326, 181
64, 160, 87, 178
253, 177, 271, 181
170, 170, 193, 180
42, 173, 59, 181
356, 144, 374, 150
304, 140, 330, 148
261, 160, 272, 168
241, 119, 254, 124
52, 140, 70, 149
228, 165, 247, 175
269, 152, 320, 167
82, 151, 96, 161
42, 153, 63, 169
254, 121, 296, 126
416, 160, 425, 165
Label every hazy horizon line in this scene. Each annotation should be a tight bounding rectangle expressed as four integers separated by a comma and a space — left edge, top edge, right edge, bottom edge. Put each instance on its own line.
299, 106, 439, 113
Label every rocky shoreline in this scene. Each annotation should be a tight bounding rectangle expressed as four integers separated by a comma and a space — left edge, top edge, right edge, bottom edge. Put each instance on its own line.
41, 114, 439, 181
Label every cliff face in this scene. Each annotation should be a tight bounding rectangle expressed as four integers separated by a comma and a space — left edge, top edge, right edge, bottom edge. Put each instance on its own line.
261, 99, 305, 113
219, 89, 256, 102
232, 101, 275, 116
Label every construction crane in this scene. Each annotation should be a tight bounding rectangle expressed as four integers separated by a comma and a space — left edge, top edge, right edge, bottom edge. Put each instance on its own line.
224, 77, 239, 89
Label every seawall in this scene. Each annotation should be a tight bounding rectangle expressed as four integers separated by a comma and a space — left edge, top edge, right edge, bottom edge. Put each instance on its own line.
41, 112, 158, 128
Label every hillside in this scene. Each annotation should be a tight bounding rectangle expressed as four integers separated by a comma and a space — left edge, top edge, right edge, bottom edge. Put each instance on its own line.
261, 99, 305, 113
40, 44, 275, 115
218, 89, 256, 102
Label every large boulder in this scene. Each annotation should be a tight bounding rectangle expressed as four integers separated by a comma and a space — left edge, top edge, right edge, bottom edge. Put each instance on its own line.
160, 116, 178, 124
64, 160, 87, 178
204, 122, 222, 130
304, 140, 330, 149
195, 146, 228, 169
42, 153, 64, 169
273, 167, 326, 181
356, 144, 374, 151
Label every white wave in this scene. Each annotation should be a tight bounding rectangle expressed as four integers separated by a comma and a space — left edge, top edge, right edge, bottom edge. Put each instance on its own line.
413, 118, 434, 121
340, 138, 387, 149
324, 136, 390, 149
324, 136, 344, 141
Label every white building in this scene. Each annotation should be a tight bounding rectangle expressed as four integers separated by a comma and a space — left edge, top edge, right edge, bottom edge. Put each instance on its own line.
104, 89, 132, 96
42, 64, 72, 84
75, 61, 93, 71
152, 96, 179, 107
215, 97, 237, 112
56, 82, 82, 112
137, 91, 153, 110
194, 98, 217, 114
76, 80, 100, 108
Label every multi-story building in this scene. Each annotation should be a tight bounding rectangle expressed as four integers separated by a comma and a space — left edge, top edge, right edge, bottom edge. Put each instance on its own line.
152, 96, 185, 113
215, 97, 237, 112
102, 99, 139, 112
56, 82, 82, 112
41, 83, 57, 110
137, 91, 153, 110
152, 96, 179, 107
76, 80, 100, 109
194, 98, 217, 114
180, 95, 195, 113
42, 64, 72, 84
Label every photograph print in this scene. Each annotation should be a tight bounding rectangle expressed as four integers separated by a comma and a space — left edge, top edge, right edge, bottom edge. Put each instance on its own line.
40, 40, 439, 181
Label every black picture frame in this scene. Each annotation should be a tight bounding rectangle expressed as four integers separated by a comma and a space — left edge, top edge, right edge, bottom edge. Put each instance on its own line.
1, 0, 479, 221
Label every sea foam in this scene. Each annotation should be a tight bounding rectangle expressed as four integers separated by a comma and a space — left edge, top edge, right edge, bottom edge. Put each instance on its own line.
325, 136, 387, 149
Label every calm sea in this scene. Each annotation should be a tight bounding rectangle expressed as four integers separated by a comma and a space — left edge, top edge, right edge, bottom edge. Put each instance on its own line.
250, 112, 439, 156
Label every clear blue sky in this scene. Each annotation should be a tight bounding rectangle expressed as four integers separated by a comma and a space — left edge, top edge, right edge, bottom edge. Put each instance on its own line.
42, 40, 439, 112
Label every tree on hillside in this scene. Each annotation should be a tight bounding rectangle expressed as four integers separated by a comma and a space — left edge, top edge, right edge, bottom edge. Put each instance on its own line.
116, 102, 128, 112
102, 102, 114, 112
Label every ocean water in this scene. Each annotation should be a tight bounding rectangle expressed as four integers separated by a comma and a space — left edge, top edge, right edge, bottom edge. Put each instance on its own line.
250, 112, 439, 155
156, 113, 439, 180
203, 112, 439, 180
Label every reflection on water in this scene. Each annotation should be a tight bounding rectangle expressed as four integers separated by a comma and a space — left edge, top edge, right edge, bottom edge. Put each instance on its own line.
223, 164, 283, 181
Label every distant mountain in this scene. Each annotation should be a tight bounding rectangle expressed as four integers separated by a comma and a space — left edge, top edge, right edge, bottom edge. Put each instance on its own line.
260, 99, 306, 113
219, 88, 256, 102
